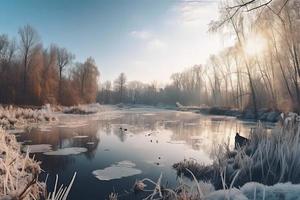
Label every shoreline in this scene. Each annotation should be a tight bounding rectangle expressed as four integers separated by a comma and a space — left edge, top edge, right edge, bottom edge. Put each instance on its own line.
0, 128, 45, 199
177, 105, 281, 123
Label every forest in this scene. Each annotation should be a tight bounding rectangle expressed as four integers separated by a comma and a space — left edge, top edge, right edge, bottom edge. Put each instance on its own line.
0, 25, 99, 106
98, 0, 300, 117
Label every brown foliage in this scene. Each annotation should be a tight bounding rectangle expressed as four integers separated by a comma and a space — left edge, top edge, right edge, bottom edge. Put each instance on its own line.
0, 25, 100, 106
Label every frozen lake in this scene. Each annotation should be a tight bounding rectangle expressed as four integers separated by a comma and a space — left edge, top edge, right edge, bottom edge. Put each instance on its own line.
14, 106, 268, 199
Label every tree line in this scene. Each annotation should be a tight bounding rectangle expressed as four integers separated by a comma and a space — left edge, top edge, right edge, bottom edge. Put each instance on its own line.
98, 66, 209, 106
0, 25, 99, 106
98, 0, 300, 116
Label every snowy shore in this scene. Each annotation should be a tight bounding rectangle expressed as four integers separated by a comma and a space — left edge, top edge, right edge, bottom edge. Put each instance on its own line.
0, 105, 57, 130
0, 128, 45, 199
0, 127, 76, 200
168, 112, 300, 200
62, 103, 102, 115
177, 104, 281, 123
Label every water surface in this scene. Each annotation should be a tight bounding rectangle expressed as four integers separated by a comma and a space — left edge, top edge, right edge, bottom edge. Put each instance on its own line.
16, 106, 266, 199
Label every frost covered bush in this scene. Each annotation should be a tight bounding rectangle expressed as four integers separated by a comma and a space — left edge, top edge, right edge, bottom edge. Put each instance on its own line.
0, 105, 57, 129
110, 172, 300, 200
174, 112, 300, 190
0, 128, 44, 199
63, 104, 101, 115
0, 128, 75, 200
173, 159, 216, 182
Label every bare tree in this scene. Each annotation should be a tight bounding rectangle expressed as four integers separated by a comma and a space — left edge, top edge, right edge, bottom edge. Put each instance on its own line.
18, 25, 39, 97
102, 81, 112, 103
55, 46, 74, 102
114, 73, 126, 103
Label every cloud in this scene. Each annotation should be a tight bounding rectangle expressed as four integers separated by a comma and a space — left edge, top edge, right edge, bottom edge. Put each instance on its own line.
174, 0, 219, 27
147, 38, 167, 51
130, 30, 152, 40
130, 29, 167, 51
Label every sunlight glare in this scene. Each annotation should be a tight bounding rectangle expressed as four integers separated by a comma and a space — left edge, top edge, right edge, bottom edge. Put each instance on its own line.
244, 34, 266, 56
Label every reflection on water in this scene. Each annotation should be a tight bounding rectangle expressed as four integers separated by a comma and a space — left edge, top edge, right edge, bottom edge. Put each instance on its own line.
15, 108, 267, 200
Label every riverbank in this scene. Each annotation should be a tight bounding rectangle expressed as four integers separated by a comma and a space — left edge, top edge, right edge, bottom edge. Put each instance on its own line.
0, 128, 45, 199
0, 103, 106, 130
177, 105, 282, 122
170, 113, 300, 199
0, 127, 76, 200
0, 105, 57, 130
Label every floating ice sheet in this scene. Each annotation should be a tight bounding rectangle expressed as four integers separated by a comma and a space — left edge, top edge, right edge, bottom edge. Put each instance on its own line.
23, 144, 52, 153
44, 147, 87, 155
92, 160, 142, 181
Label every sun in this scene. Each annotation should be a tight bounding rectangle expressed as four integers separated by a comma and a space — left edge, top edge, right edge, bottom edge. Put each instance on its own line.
243, 34, 266, 57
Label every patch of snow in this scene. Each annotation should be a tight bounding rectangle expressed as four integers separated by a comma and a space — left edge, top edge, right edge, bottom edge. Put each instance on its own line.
44, 147, 87, 156
241, 182, 300, 200
205, 188, 248, 200
92, 160, 142, 181
205, 182, 300, 200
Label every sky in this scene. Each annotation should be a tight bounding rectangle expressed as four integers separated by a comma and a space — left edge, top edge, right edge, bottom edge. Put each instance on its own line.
0, 0, 226, 84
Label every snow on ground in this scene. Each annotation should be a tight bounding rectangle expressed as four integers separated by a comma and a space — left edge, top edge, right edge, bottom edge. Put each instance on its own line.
92, 160, 142, 181
204, 182, 300, 200
132, 175, 300, 200
0, 105, 57, 130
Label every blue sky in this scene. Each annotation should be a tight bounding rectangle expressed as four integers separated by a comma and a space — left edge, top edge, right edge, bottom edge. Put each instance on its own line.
0, 0, 224, 84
